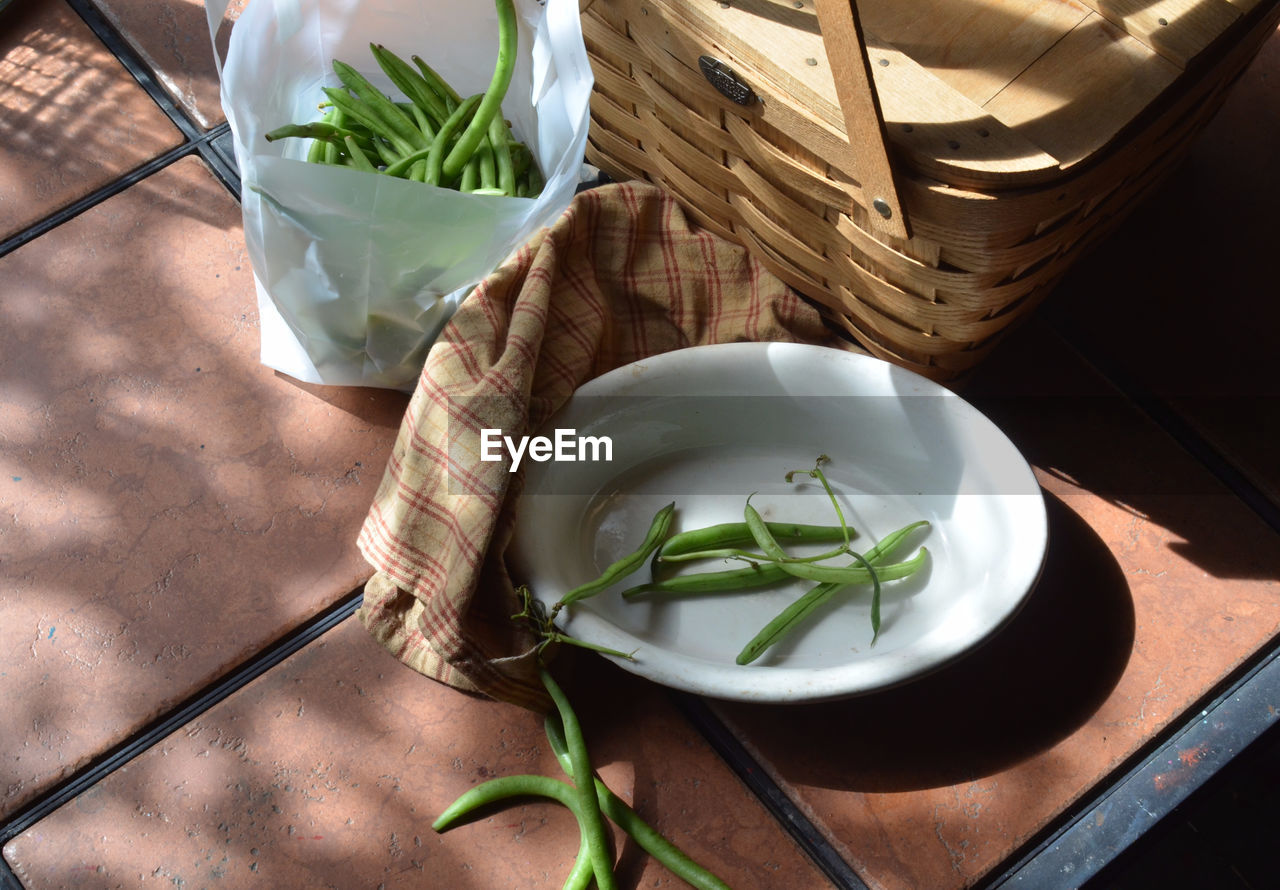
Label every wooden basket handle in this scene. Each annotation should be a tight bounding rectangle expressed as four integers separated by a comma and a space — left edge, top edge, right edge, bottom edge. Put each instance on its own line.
813, 0, 909, 238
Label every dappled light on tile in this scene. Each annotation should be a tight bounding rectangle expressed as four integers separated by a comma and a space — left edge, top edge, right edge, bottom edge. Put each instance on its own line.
0, 157, 406, 819
0, 0, 182, 240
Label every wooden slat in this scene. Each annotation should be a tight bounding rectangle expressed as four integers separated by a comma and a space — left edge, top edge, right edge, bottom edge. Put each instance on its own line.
861, 31, 1064, 181
983, 13, 1181, 169
812, 0, 909, 237
855, 0, 1092, 105
640, 0, 1063, 184
1078, 0, 1242, 67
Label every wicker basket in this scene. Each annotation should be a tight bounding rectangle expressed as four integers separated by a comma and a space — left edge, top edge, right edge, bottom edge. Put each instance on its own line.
580, 0, 1280, 380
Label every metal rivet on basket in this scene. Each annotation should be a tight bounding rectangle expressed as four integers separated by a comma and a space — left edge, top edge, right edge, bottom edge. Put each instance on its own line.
947, 139, 960, 150
805, 57, 818, 66
872, 198, 892, 219
1158, 16, 1168, 25
878, 58, 889, 66
902, 123, 914, 133
794, 1, 803, 6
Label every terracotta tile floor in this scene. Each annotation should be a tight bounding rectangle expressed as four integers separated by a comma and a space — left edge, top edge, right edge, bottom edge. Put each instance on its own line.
2, 2, 1278, 888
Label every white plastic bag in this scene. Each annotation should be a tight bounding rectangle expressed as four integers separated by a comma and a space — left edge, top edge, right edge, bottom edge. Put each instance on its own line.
205, 0, 593, 390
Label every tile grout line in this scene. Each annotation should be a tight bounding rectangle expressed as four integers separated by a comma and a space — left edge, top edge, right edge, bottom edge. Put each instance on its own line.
65, 0, 243, 198
670, 692, 871, 890
0, 590, 363, 850
0, 140, 193, 259
63, 0, 206, 144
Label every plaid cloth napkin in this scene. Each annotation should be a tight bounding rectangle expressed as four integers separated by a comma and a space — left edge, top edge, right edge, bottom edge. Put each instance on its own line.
356, 181, 847, 709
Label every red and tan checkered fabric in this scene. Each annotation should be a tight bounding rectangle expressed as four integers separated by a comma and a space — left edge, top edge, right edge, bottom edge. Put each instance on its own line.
356, 181, 847, 709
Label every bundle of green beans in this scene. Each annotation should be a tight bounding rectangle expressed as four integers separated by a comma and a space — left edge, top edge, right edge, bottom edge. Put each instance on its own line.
264, 0, 543, 197
549, 456, 931, 665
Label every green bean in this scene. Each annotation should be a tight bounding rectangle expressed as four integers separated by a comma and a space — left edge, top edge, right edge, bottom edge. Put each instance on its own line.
370, 135, 400, 168
397, 101, 437, 141
540, 667, 617, 890
623, 562, 790, 599
744, 500, 789, 561
775, 548, 926, 585
320, 87, 418, 157
305, 108, 338, 164
563, 833, 594, 890
265, 121, 374, 152
426, 94, 482, 186
554, 502, 676, 609
460, 152, 480, 191
477, 135, 498, 191
381, 145, 432, 179
769, 518, 928, 584
634, 520, 929, 599
322, 137, 340, 165
432, 773, 577, 832
441, 0, 519, 179
658, 542, 863, 567
636, 553, 921, 602
412, 54, 462, 107
736, 547, 927, 664
331, 59, 429, 152
848, 520, 930, 565
371, 43, 450, 126
342, 135, 379, 173
431, 771, 595, 890
487, 114, 514, 195
658, 521, 854, 562
736, 577, 847, 666
544, 715, 732, 890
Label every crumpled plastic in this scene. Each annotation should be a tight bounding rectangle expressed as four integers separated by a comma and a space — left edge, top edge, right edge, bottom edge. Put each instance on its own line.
205, 0, 593, 390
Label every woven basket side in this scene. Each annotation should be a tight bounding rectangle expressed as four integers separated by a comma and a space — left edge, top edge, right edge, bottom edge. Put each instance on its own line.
581, 0, 1280, 380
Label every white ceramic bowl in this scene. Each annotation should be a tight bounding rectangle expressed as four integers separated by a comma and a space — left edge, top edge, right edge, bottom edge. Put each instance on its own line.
509, 342, 1047, 702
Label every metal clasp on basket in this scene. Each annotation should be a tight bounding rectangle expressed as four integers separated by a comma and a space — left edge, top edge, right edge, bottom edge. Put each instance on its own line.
698, 55, 757, 106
